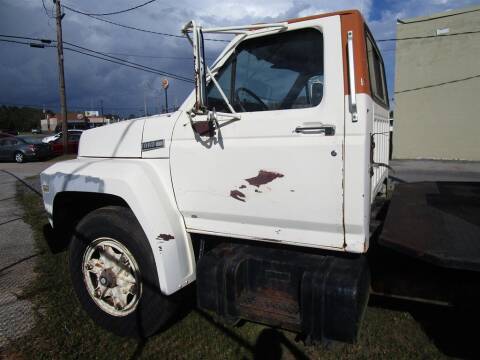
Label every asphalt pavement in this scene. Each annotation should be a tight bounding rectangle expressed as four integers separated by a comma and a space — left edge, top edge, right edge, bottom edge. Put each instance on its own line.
0, 172, 38, 348
390, 159, 480, 182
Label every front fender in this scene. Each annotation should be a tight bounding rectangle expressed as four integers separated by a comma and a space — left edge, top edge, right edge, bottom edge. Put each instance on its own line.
40, 157, 195, 295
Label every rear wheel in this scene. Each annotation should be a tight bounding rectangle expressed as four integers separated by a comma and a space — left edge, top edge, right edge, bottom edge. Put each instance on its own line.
14, 152, 24, 163
69, 206, 177, 337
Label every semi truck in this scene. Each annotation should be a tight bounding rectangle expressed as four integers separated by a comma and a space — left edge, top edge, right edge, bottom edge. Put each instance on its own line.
40, 9, 480, 343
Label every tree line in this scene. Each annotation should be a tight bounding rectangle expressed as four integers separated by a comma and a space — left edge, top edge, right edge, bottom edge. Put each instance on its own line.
0, 106, 53, 132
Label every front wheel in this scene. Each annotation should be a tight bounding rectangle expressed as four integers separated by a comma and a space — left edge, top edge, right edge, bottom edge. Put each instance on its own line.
69, 206, 177, 337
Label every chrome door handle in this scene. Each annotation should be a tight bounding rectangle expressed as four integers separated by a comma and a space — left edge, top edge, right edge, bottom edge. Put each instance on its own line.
294, 125, 335, 135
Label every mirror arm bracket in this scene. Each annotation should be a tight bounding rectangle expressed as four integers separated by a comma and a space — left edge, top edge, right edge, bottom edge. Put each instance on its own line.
206, 67, 237, 115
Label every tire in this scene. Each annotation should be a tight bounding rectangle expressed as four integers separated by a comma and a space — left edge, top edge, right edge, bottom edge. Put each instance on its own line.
14, 152, 24, 163
69, 206, 177, 337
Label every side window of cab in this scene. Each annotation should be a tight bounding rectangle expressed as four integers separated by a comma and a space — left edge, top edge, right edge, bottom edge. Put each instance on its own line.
207, 28, 324, 113
365, 30, 389, 107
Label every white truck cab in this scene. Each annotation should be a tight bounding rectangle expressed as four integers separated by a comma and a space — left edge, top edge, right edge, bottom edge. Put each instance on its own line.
40, 9, 389, 342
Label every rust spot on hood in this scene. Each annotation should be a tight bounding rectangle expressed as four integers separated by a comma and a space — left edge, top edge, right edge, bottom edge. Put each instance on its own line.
230, 190, 246, 202
245, 170, 284, 188
158, 234, 175, 241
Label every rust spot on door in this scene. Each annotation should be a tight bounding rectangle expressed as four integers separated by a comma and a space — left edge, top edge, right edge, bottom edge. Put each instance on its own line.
158, 234, 175, 241
230, 190, 246, 202
245, 170, 284, 188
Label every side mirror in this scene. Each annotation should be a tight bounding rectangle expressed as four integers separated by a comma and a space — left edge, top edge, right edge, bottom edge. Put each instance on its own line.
184, 21, 208, 113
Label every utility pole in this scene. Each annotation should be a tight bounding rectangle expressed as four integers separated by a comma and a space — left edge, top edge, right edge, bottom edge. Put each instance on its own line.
54, 0, 68, 154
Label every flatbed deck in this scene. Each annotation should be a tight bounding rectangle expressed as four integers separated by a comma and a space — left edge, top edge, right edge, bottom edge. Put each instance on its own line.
380, 181, 480, 272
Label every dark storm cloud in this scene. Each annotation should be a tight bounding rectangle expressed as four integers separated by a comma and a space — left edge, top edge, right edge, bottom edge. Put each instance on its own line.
1, 0, 479, 115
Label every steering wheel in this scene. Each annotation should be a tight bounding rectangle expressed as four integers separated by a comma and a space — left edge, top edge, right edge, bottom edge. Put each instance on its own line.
235, 87, 268, 111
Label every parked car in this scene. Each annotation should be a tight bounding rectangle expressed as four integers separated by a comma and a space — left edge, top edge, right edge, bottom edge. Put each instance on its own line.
32, 128, 42, 134
54, 122, 90, 133
0, 129, 19, 136
50, 132, 81, 156
0, 135, 51, 163
0, 133, 13, 139
42, 129, 83, 143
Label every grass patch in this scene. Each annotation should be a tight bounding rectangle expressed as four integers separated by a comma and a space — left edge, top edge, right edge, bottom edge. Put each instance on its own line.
8, 177, 445, 359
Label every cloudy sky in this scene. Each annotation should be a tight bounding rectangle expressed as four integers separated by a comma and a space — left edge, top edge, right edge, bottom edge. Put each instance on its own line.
1, 0, 479, 116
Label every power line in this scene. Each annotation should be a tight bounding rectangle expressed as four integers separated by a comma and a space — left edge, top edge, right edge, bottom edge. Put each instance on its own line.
104, 52, 203, 60
63, 45, 193, 83
0, 35, 202, 61
0, 38, 41, 46
63, 40, 193, 81
0, 33, 214, 60
0, 101, 145, 110
0, 34, 194, 83
41, 0, 55, 19
73, 0, 158, 16
62, 5, 229, 42
397, 7, 480, 24
378, 29, 480, 42
0, 38, 50, 49
0, 34, 52, 43
395, 74, 480, 94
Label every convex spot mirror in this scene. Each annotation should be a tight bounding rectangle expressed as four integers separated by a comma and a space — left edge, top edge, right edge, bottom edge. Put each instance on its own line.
307, 75, 324, 107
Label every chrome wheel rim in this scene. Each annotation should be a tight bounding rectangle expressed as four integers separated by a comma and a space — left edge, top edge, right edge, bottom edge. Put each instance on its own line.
82, 237, 142, 317
15, 153, 23, 162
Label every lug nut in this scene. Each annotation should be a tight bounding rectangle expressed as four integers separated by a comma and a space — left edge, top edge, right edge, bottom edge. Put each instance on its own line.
120, 255, 129, 266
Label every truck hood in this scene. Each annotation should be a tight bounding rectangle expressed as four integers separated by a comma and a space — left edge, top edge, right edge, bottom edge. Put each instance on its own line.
78, 112, 182, 158
78, 117, 146, 158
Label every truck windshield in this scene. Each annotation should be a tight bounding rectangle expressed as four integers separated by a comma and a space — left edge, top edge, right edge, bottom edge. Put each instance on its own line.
207, 28, 324, 113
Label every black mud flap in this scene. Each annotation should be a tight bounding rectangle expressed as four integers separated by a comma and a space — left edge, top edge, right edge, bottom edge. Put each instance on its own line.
380, 182, 480, 271
196, 243, 370, 343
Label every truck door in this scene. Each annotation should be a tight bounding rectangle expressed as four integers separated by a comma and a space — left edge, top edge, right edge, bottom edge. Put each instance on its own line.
171, 16, 345, 250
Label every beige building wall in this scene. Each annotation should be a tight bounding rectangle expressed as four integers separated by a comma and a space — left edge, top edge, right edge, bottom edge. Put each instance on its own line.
393, 6, 480, 160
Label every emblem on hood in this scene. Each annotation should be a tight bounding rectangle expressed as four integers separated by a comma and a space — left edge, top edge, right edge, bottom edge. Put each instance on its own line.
142, 139, 165, 151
